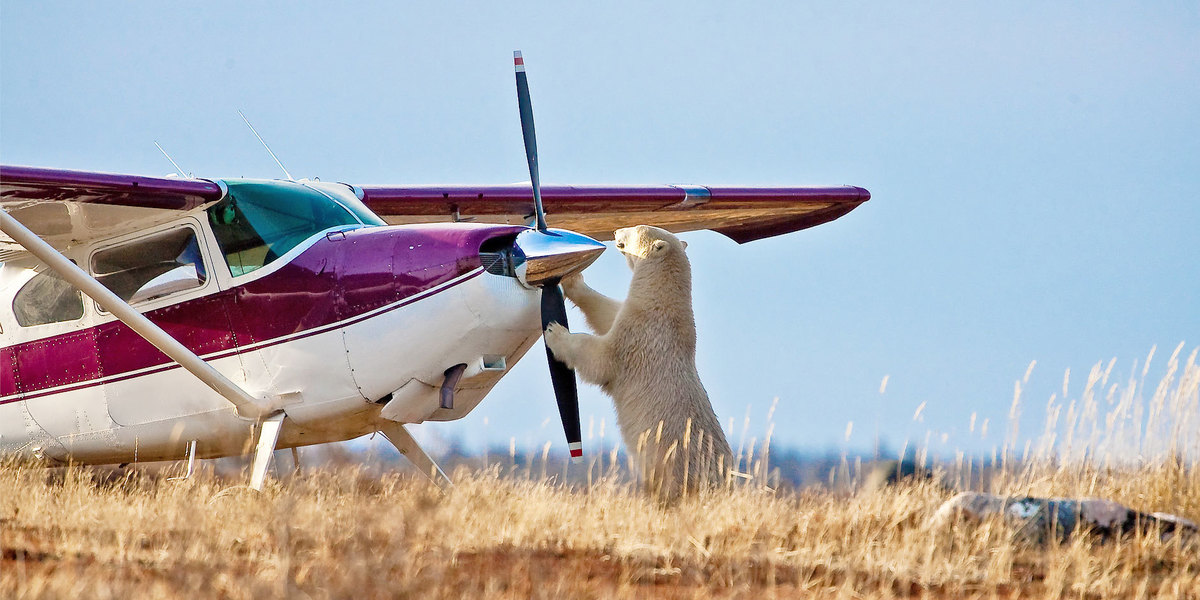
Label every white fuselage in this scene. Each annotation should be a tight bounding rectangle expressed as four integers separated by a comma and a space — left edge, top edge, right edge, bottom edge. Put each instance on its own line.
0, 212, 542, 464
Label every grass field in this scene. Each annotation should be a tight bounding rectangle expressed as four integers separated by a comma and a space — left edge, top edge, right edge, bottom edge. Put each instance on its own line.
2, 346, 1198, 599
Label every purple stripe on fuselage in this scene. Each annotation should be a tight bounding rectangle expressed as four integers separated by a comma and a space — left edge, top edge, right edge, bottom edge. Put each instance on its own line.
6, 269, 487, 404
1, 223, 527, 401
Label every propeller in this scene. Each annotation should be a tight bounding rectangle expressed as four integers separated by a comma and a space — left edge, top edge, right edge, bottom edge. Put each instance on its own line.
514, 50, 583, 463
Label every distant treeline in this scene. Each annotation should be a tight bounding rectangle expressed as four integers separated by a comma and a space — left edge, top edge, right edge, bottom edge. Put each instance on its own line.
267, 438, 1006, 493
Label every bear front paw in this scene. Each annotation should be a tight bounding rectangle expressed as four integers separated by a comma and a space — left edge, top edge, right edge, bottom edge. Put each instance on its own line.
544, 321, 568, 338
560, 272, 585, 297
544, 322, 570, 355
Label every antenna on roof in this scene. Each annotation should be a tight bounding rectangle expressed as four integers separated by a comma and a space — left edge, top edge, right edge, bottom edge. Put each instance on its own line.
154, 141, 189, 179
238, 110, 294, 181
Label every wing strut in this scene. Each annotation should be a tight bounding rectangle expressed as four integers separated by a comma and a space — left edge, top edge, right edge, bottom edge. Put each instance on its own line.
0, 210, 273, 420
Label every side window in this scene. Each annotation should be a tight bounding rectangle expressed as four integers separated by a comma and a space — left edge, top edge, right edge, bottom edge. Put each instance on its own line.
13, 268, 85, 327
91, 227, 208, 305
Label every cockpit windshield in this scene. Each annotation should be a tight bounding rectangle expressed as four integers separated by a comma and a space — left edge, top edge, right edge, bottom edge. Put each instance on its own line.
208, 180, 375, 276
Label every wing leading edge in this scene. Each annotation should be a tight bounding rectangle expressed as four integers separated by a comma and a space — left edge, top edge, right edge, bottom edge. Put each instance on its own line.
360, 184, 869, 244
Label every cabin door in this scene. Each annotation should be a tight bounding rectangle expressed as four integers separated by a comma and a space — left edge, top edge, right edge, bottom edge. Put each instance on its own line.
6, 263, 109, 457
93, 221, 248, 428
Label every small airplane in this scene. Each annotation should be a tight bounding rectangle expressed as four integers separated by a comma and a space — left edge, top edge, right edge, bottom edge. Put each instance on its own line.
0, 52, 869, 490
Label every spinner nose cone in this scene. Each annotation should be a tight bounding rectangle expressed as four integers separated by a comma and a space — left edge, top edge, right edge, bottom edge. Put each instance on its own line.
513, 228, 606, 287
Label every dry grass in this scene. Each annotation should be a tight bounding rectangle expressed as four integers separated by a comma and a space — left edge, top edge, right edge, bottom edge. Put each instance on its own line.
2, 346, 1198, 599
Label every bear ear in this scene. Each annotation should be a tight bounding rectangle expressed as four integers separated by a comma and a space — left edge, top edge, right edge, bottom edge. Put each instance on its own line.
681, 240, 688, 250
652, 239, 669, 252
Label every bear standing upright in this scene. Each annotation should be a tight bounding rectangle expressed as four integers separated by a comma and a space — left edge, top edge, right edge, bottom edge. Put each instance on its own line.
544, 225, 733, 501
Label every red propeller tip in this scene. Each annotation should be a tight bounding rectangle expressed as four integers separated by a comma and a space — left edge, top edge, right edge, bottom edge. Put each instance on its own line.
569, 441, 582, 461
513, 51, 525, 72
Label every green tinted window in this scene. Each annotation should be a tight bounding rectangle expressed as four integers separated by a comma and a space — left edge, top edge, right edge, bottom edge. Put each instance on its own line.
338, 194, 385, 227
208, 181, 361, 276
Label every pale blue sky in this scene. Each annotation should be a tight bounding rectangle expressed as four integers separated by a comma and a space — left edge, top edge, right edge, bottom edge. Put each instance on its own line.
2, 2, 1197, 458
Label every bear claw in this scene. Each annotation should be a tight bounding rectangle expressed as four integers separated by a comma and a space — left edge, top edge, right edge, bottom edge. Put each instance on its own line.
543, 322, 570, 358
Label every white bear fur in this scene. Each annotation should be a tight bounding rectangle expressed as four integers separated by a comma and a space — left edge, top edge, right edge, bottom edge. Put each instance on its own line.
544, 225, 733, 500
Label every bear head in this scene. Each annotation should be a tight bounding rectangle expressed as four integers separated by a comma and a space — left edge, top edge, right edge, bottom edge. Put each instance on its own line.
613, 225, 688, 270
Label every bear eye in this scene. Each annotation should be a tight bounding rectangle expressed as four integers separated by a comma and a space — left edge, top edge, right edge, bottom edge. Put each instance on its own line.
615, 242, 624, 249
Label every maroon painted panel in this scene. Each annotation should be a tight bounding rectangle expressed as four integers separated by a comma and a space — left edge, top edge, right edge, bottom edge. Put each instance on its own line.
2, 347, 18, 397
12, 329, 101, 393
95, 295, 240, 379
229, 239, 343, 345
336, 230, 395, 318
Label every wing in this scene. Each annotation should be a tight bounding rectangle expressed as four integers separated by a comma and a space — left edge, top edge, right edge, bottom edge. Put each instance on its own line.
2, 164, 869, 259
1, 165, 224, 260
359, 184, 869, 243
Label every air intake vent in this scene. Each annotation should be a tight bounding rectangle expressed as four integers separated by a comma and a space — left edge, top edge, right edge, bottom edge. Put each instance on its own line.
479, 233, 522, 277
480, 251, 513, 276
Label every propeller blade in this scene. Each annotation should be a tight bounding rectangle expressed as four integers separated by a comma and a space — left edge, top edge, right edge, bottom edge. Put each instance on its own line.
514, 51, 584, 462
514, 50, 548, 232
541, 280, 583, 463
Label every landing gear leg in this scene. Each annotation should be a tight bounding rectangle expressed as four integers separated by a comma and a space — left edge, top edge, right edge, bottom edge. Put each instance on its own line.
378, 422, 453, 491
250, 412, 285, 491
168, 440, 198, 481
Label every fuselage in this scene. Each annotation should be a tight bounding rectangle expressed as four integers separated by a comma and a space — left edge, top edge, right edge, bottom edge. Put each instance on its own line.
0, 179, 543, 463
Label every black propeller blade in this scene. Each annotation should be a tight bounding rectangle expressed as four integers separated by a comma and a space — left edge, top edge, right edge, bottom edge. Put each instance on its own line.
514, 50, 583, 462
540, 279, 582, 460
514, 51, 548, 233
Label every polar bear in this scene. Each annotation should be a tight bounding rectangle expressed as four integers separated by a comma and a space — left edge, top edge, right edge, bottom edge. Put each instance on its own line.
543, 225, 733, 500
